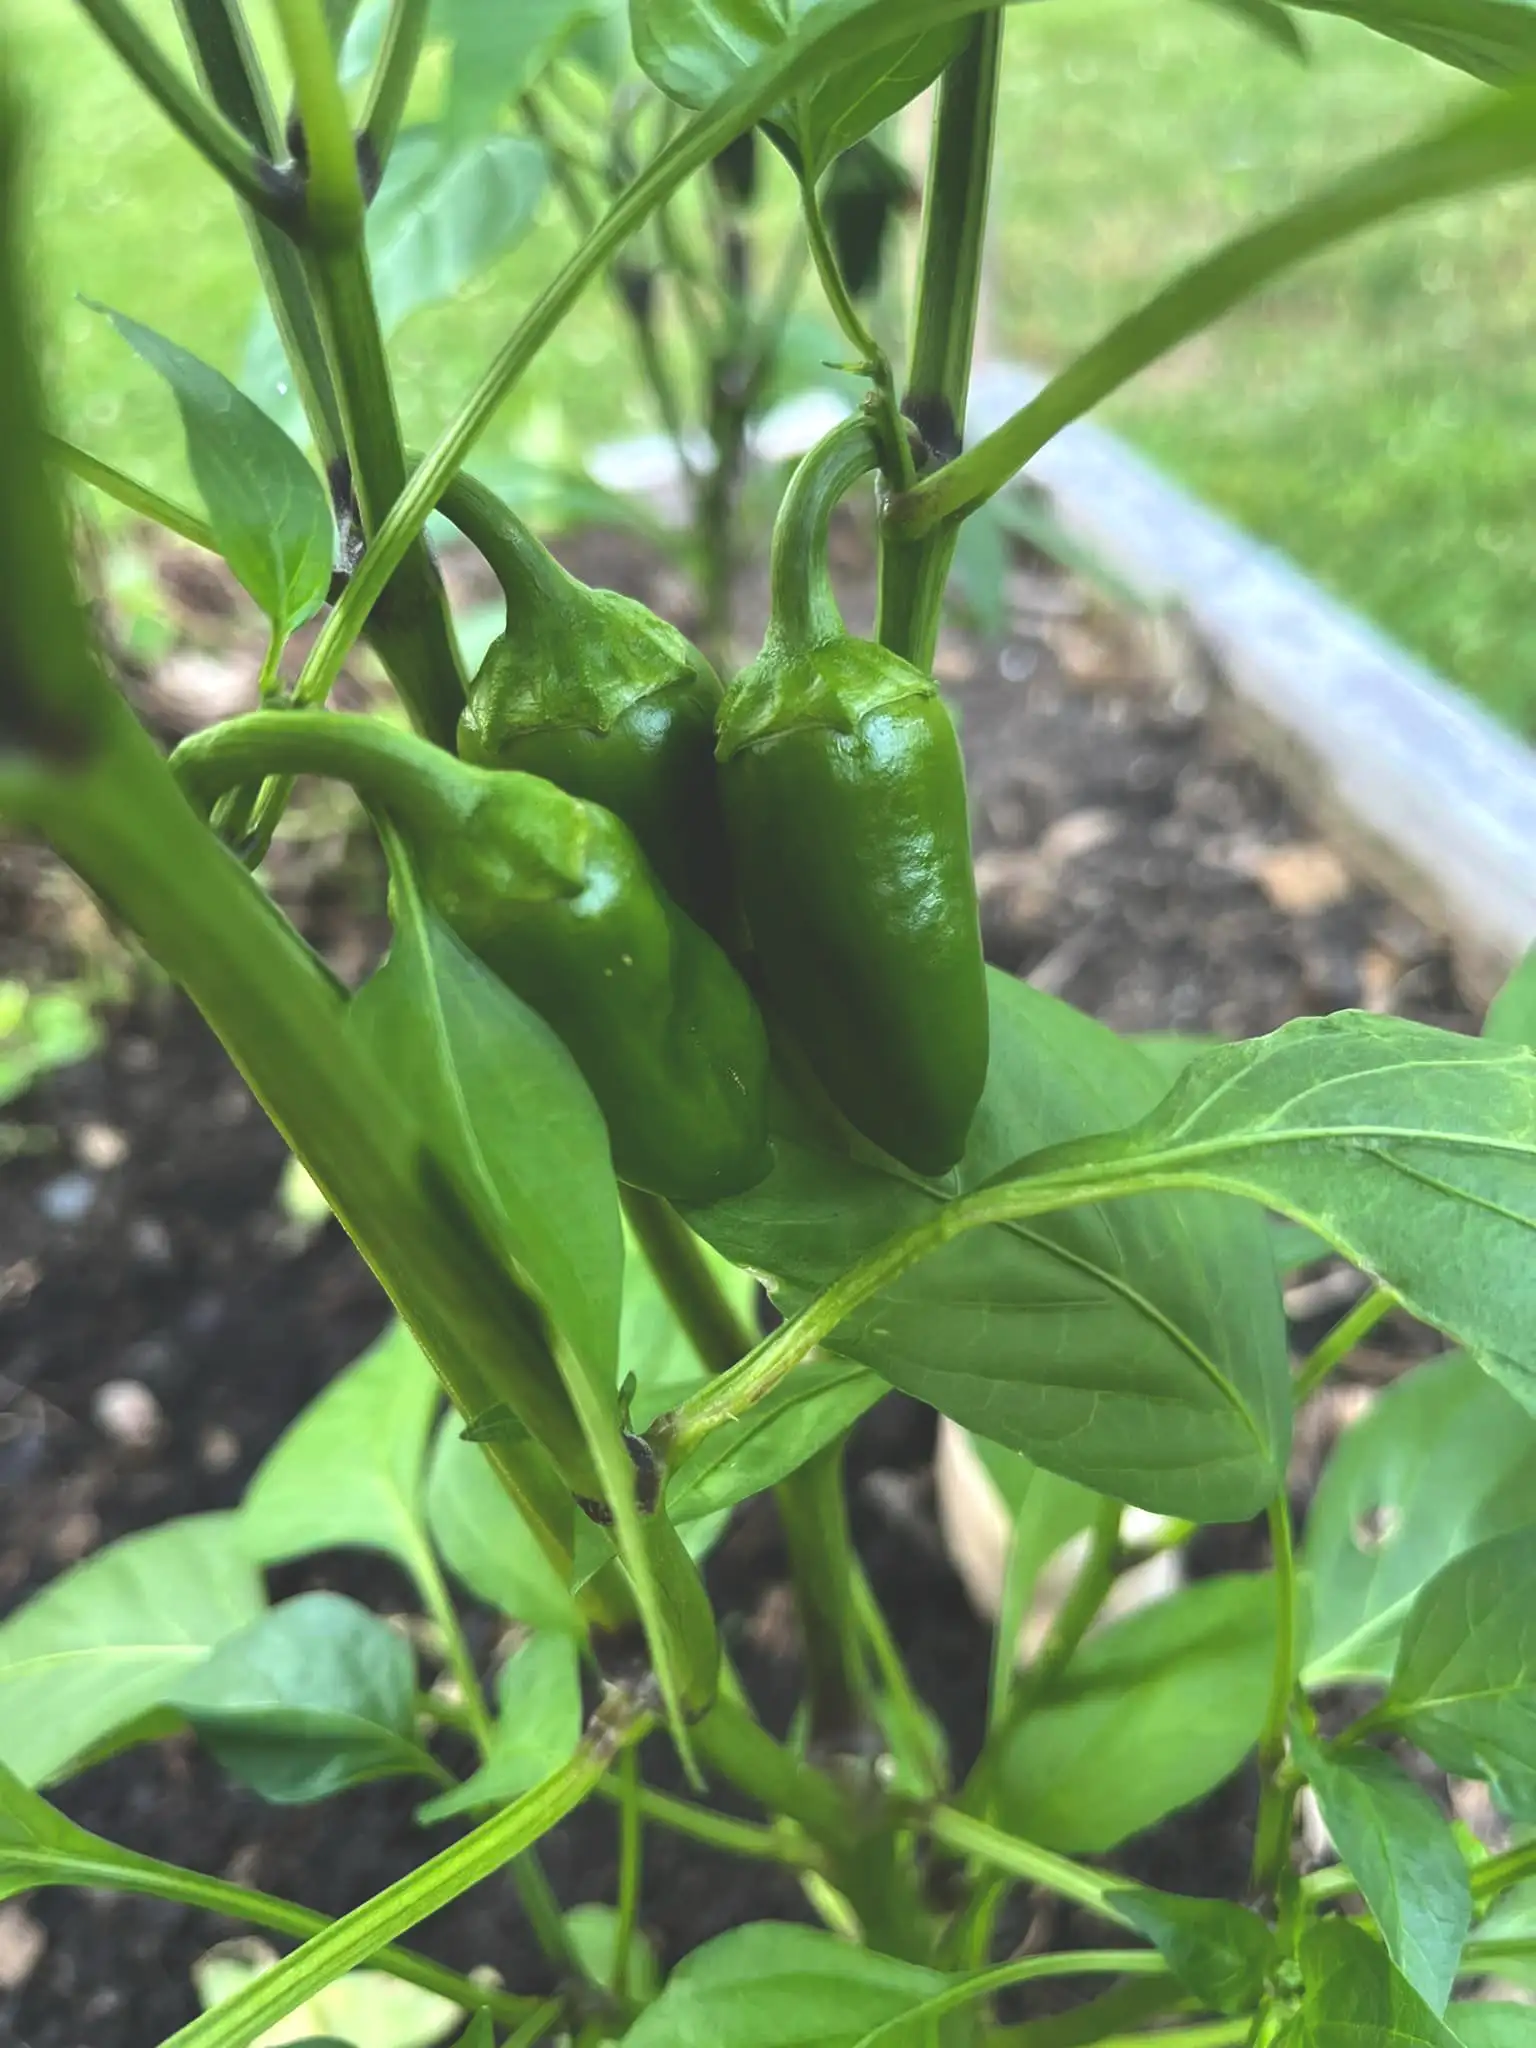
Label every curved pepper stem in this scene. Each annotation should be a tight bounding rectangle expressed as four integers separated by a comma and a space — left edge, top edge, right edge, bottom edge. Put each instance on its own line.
435, 468, 578, 627
768, 405, 884, 654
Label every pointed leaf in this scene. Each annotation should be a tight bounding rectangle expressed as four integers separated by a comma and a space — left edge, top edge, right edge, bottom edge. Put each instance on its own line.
690, 971, 1289, 1524
91, 305, 333, 634
368, 130, 547, 337
168, 1593, 431, 1805
667, 1359, 884, 1520
0, 1514, 263, 1787
616, 1921, 944, 2046
1387, 1527, 1536, 1815
418, 1633, 580, 1821
424, 1413, 583, 1636
1295, 1921, 1462, 2046
240, 1321, 440, 1583
1295, 1732, 1470, 2013
1303, 1352, 1536, 1685
990, 1574, 1276, 1853
1109, 1889, 1277, 2016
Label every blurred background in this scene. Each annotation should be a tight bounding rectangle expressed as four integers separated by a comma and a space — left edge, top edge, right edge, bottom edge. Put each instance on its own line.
11, 0, 1535, 725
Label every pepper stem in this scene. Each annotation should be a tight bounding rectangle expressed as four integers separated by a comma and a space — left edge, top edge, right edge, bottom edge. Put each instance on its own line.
435, 468, 577, 630
768, 408, 883, 653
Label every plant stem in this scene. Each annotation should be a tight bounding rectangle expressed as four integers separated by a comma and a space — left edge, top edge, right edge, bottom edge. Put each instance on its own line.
505, 1999, 565, 2048
848, 1561, 944, 1798
360, 0, 429, 175
509, 1853, 581, 1979
767, 409, 884, 648
853, 1949, 1169, 2047
779, 1441, 868, 1746
47, 435, 216, 552
611, 1750, 643, 1997
1251, 1494, 1300, 1898
924, 1808, 1139, 1928
1294, 1285, 1396, 1402
593, 1778, 823, 1869
8, 1848, 537, 2024
272, 0, 365, 248
799, 172, 913, 491
622, 1189, 755, 1374
877, 10, 1002, 672
984, 1978, 1190, 2047
1471, 1837, 1536, 1901
410, 1538, 494, 1752
73, 0, 290, 221
171, 0, 348, 461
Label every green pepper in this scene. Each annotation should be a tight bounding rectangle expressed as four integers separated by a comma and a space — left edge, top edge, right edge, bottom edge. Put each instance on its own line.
171, 711, 772, 1204
442, 472, 734, 941
715, 413, 988, 1177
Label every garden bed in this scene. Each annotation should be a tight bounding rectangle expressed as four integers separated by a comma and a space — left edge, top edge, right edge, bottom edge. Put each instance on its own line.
0, 523, 1480, 2045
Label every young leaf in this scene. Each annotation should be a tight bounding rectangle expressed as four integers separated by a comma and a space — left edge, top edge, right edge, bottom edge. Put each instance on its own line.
167, 1593, 433, 1805
1295, 1920, 1462, 2047
418, 1633, 581, 1821
1385, 1527, 1536, 1815
690, 970, 1290, 1525
90, 305, 333, 635
1486, 946, 1536, 1049
368, 129, 548, 338
240, 1321, 440, 1581
1001, 1014, 1536, 1413
1294, 1731, 1470, 2014
424, 1414, 583, 1636
0, 1513, 263, 1788
1303, 1351, 1536, 1685
666, 1359, 885, 1521
615, 1921, 944, 2046
1108, 1888, 1277, 2016
631, 0, 966, 180
990, 1574, 1276, 1853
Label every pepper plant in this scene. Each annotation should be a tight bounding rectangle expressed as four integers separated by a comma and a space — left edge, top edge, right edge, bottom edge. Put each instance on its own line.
6, 4, 1536, 2046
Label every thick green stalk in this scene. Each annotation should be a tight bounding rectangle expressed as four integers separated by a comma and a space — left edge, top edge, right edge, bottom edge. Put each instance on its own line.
877, 12, 1002, 670
360, 0, 430, 173
768, 410, 884, 650
73, 0, 290, 222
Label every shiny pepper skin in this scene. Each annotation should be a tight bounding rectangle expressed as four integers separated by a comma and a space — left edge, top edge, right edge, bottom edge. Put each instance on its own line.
172, 710, 772, 1205
443, 472, 733, 940
716, 418, 989, 1176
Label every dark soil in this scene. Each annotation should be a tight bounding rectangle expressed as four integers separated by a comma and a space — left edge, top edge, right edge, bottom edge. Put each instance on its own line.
0, 528, 1477, 2047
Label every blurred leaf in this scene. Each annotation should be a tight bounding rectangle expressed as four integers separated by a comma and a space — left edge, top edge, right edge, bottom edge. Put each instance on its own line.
1304, 1352, 1536, 1685
425, 1412, 583, 1635
0, 978, 101, 1108
437, 0, 612, 134
564, 1902, 660, 2003
92, 304, 333, 634
1110, 1889, 1277, 2016
192, 1936, 463, 2048
991, 1574, 1275, 1852
1270, 1219, 1333, 1273
0, 1514, 263, 1788
1295, 1921, 1460, 2046
418, 1633, 581, 1820
241, 1321, 440, 1585
1486, 946, 1536, 1049
1287, 0, 1536, 83
368, 129, 548, 337
1450, 2006, 1536, 2045
169, 1593, 431, 1805
1196, 0, 1311, 57
1295, 1730, 1470, 2013
0, 1759, 122, 1904
1386, 1526, 1536, 1816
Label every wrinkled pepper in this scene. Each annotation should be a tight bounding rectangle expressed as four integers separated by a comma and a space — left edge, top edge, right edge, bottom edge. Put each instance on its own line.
171, 711, 772, 1204
441, 471, 734, 941
715, 412, 989, 1176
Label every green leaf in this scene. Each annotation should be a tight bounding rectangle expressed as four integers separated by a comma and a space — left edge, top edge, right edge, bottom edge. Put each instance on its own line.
667, 1358, 885, 1520
418, 1633, 580, 1821
424, 1412, 582, 1635
0, 1758, 112, 1902
565, 1902, 660, 2004
1303, 1352, 1536, 1686
91, 304, 333, 635
689, 970, 1289, 1524
167, 1593, 432, 1805
616, 1921, 944, 2046
631, 0, 967, 180
437, 0, 610, 134
1286, 0, 1536, 84
1450, 2007, 1536, 2046
0, 978, 101, 1107
1295, 1921, 1462, 2047
1486, 947, 1536, 1050
240, 1321, 440, 1584
1009, 1014, 1536, 1411
1386, 1527, 1536, 1816
989, 1574, 1276, 1853
1294, 1731, 1470, 2014
1196, 0, 1310, 59
1108, 1888, 1277, 2016
368, 129, 548, 337
0, 1513, 263, 1787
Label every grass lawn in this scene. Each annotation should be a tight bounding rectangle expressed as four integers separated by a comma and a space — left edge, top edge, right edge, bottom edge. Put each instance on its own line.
7, 0, 1536, 727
